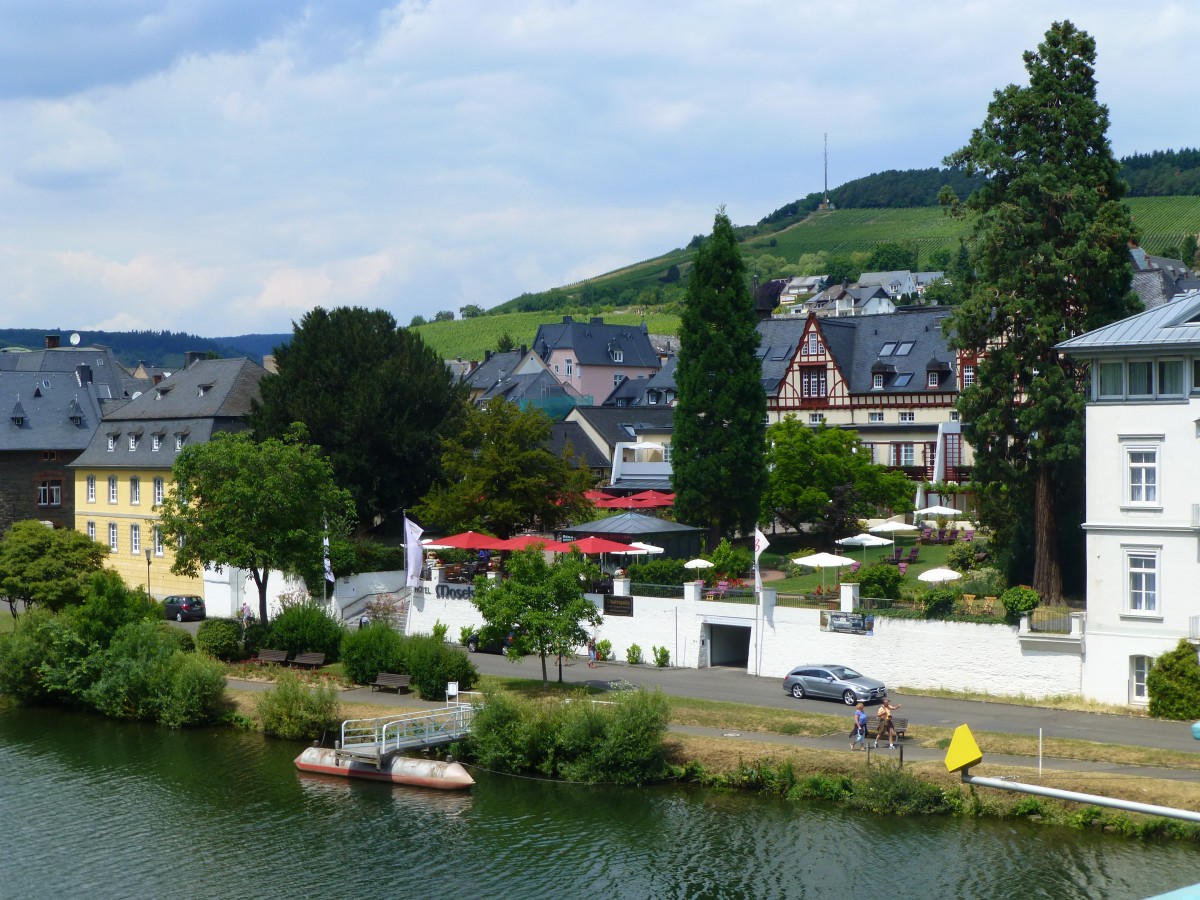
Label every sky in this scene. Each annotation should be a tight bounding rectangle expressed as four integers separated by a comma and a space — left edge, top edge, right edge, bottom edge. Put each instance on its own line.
2, 1, 1198, 339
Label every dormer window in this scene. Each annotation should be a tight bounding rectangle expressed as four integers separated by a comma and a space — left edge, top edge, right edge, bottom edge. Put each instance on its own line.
197, 384, 212, 397
107, 434, 116, 451
612, 349, 624, 363
176, 433, 186, 450
11, 415, 22, 426
873, 374, 884, 389
152, 435, 161, 452
156, 385, 172, 400
927, 372, 939, 388
129, 435, 139, 451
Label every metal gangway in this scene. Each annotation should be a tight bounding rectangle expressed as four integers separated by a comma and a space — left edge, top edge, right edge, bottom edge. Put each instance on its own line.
335, 693, 483, 767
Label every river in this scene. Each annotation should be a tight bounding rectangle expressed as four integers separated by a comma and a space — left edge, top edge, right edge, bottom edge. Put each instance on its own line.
1, 706, 1196, 899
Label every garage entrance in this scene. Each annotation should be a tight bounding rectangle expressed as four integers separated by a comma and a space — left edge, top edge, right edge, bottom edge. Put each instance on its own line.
707, 623, 751, 668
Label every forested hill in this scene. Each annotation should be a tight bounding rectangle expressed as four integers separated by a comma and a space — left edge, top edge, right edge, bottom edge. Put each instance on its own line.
759, 149, 1200, 224
0, 329, 290, 369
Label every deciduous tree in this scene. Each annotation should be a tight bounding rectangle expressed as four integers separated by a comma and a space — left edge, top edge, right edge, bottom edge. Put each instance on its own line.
157, 428, 355, 624
0, 520, 108, 614
943, 21, 1139, 601
415, 399, 593, 538
251, 306, 467, 532
672, 209, 767, 545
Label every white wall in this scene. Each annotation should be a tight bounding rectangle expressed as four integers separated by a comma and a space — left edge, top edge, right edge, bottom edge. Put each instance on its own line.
405, 579, 1083, 699
201, 567, 308, 619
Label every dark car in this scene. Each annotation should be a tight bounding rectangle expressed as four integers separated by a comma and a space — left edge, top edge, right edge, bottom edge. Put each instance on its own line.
163, 594, 206, 622
465, 631, 515, 654
783, 664, 887, 705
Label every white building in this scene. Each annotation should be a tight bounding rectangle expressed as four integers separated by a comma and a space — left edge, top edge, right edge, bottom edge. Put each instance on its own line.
1058, 290, 1200, 706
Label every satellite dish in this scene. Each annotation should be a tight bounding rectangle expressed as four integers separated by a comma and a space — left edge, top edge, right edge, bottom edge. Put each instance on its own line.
69, 333, 81, 346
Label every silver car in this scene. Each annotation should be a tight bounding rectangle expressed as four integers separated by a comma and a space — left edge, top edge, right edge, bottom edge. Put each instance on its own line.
783, 664, 887, 705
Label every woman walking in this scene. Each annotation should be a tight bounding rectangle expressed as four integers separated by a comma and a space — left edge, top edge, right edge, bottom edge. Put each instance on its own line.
874, 698, 901, 749
849, 702, 867, 750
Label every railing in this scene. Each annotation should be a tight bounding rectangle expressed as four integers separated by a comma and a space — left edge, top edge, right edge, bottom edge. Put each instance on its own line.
340, 705, 478, 757
1028, 607, 1074, 634
775, 593, 841, 610
700, 586, 756, 604
630, 582, 685, 599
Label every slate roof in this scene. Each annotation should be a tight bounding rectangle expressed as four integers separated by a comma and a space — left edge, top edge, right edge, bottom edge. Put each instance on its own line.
1057, 289, 1200, 354
463, 350, 525, 391
565, 406, 675, 453
559, 511, 702, 536
756, 308, 957, 396
71, 358, 266, 469
549, 422, 610, 470
478, 368, 576, 406
0, 345, 143, 408
0, 370, 105, 451
533, 316, 658, 368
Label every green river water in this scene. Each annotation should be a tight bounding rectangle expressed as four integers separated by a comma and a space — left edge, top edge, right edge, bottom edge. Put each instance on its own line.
2, 706, 1198, 899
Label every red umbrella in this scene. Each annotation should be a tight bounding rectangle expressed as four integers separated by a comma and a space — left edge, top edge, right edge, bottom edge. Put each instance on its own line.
629, 490, 675, 506
433, 531, 509, 551
584, 489, 615, 501
568, 536, 640, 554
495, 535, 573, 553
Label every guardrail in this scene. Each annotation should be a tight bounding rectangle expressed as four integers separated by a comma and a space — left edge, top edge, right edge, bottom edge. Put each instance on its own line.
775, 593, 840, 610
629, 582, 685, 599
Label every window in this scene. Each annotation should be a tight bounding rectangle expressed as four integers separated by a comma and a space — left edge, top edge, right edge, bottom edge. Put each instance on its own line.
86, 474, 96, 503
154, 477, 164, 506
129, 434, 138, 451
86, 521, 96, 542
900, 443, 915, 466
809, 413, 824, 425
1126, 550, 1158, 614
950, 410, 960, 421
553, 364, 559, 373
42, 450, 57, 461
175, 434, 186, 450
612, 349, 623, 363
899, 411, 915, 423
613, 372, 624, 387
108, 476, 118, 504
879, 342, 896, 356
1128, 361, 1153, 396
895, 342, 914, 356
868, 412, 884, 424
1127, 447, 1158, 505
927, 372, 939, 388
872, 373, 884, 389
801, 367, 827, 398
802, 333, 822, 355
37, 479, 62, 507
893, 373, 912, 387
963, 365, 975, 388
565, 359, 573, 376
648, 393, 657, 404
1130, 655, 1151, 703
154, 526, 164, 557
663, 443, 672, 463
108, 523, 118, 552
130, 524, 141, 555
130, 476, 140, 505
107, 435, 116, 451
1159, 360, 1185, 397
152, 435, 162, 451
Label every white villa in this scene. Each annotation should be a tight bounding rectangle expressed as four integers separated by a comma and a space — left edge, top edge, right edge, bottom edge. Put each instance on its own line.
1058, 290, 1200, 706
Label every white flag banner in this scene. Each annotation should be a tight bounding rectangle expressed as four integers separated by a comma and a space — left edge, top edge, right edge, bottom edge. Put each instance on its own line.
754, 528, 770, 594
322, 531, 335, 583
404, 517, 424, 588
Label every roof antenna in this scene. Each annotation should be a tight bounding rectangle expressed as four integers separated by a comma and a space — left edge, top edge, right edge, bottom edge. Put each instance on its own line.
819, 134, 831, 210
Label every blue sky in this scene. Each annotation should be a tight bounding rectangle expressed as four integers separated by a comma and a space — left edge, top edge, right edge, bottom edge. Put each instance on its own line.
1, 1, 1196, 337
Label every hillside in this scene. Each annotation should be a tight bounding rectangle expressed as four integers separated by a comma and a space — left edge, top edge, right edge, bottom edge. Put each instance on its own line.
0, 329, 288, 369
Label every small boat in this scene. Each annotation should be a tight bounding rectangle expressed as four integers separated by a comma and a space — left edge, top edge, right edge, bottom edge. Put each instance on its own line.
294, 747, 475, 790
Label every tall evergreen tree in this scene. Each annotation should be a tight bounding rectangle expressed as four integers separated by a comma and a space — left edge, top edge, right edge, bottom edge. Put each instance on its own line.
943, 21, 1139, 602
672, 209, 767, 545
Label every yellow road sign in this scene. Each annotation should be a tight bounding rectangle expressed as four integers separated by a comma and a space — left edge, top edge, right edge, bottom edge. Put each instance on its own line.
944, 723, 983, 773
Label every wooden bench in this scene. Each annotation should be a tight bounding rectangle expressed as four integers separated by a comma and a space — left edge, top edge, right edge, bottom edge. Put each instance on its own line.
290, 652, 326, 670
867, 715, 909, 741
253, 649, 288, 665
369, 672, 412, 693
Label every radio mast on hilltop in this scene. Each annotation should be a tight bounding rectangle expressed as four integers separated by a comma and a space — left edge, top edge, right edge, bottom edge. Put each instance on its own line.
819, 133, 832, 210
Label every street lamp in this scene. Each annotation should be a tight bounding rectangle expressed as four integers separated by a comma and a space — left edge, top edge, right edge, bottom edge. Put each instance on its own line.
145, 547, 152, 598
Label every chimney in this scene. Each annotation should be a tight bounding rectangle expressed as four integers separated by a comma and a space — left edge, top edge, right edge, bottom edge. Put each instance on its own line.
590, 317, 604, 325
152, 373, 164, 385
484, 350, 492, 362
45, 335, 61, 349
75, 364, 93, 386
519, 344, 527, 356
562, 315, 574, 324
183, 351, 206, 369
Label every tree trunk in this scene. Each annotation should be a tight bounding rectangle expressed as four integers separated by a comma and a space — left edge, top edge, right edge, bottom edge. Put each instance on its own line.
540, 651, 548, 687
251, 568, 270, 625
1031, 465, 1063, 604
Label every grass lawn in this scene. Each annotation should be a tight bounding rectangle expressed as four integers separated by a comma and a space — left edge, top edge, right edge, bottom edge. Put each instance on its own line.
765, 536, 956, 594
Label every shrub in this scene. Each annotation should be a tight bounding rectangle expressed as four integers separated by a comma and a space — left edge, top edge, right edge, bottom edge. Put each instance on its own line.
708, 538, 752, 581
847, 764, 955, 815
846, 562, 903, 600
155, 652, 226, 727
1147, 639, 1200, 720
196, 618, 243, 660
652, 645, 670, 667
363, 592, 407, 629
340, 625, 405, 685
595, 639, 612, 662
256, 669, 341, 740
0, 609, 90, 704
399, 633, 478, 700
945, 541, 976, 573
243, 621, 271, 655
559, 688, 671, 785
957, 566, 1007, 599
83, 621, 183, 722
1000, 586, 1040, 623
459, 626, 474, 646
626, 643, 644, 665
626, 558, 688, 585
268, 604, 345, 661
431, 620, 449, 642
70, 570, 160, 647
922, 587, 958, 619
164, 628, 195, 654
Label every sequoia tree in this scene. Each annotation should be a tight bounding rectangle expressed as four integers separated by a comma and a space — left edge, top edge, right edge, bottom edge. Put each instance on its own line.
672, 208, 767, 545
943, 21, 1139, 601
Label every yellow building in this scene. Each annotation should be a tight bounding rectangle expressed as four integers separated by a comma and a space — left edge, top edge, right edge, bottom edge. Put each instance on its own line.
70, 357, 267, 600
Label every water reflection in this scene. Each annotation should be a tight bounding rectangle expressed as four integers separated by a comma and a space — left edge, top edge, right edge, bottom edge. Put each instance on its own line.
1, 706, 1197, 900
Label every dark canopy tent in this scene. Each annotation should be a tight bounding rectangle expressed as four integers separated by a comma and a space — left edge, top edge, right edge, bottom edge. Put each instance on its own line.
556, 512, 703, 560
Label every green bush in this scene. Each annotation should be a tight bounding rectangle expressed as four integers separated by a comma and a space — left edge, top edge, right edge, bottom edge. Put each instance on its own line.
459, 626, 474, 646
69, 570, 160, 648
922, 587, 958, 619
1147, 640, 1200, 720
256, 669, 341, 740
1000, 586, 1040, 623
652, 645, 670, 667
626, 643, 644, 665
431, 620, 449, 642
196, 618, 243, 660
708, 538, 752, 581
0, 609, 90, 704
243, 621, 271, 655
847, 764, 956, 815
340, 625, 405, 685
84, 621, 185, 722
559, 689, 671, 785
945, 541, 977, 573
155, 652, 226, 727
596, 639, 612, 662
846, 562, 903, 600
398, 633, 478, 700
268, 604, 345, 661
626, 558, 688, 585
164, 627, 195, 653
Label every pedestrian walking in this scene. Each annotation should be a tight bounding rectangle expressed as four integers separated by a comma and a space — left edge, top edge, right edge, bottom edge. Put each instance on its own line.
849, 702, 867, 750
587, 638, 598, 668
874, 698, 901, 749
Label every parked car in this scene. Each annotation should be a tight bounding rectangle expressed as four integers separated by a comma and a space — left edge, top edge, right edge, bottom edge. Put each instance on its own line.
465, 631, 515, 654
163, 594, 206, 622
783, 664, 887, 705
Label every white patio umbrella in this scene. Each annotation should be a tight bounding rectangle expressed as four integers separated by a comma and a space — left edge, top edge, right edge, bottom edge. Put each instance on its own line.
870, 521, 919, 534
918, 567, 962, 584
629, 541, 664, 555
792, 552, 854, 590
684, 558, 713, 570
913, 505, 961, 519
836, 532, 893, 562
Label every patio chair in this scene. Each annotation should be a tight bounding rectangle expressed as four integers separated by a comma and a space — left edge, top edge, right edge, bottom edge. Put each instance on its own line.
906, 547, 920, 564
920, 527, 933, 543
961, 594, 977, 613
706, 580, 729, 600
936, 529, 947, 544
947, 528, 959, 543
982, 596, 998, 615
963, 529, 975, 542
897, 562, 908, 576
891, 546, 904, 563
850, 560, 861, 574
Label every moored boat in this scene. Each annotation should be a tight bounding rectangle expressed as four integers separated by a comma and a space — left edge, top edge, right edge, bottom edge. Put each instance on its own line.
294, 746, 475, 790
